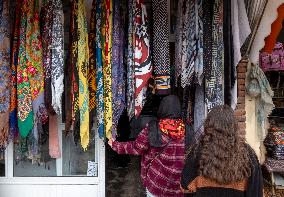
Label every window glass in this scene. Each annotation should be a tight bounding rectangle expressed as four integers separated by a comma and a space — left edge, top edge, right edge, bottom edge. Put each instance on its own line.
0, 152, 5, 177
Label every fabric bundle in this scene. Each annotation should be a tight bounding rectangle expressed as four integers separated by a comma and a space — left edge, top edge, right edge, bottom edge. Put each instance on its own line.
0, 0, 11, 150
152, 0, 171, 95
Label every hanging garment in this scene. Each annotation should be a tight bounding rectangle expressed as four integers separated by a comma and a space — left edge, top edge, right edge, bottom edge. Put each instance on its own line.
95, 0, 104, 138
10, 0, 21, 138
134, 0, 152, 117
231, 0, 251, 109
126, 0, 135, 120
194, 83, 205, 133
174, 0, 184, 86
111, 0, 126, 138
49, 114, 61, 158
77, 0, 90, 149
89, 0, 96, 114
205, 0, 224, 112
152, 0, 170, 95
104, 0, 113, 139
179, 0, 203, 88
40, 0, 53, 114
50, 0, 64, 114
17, 0, 47, 138
0, 0, 11, 150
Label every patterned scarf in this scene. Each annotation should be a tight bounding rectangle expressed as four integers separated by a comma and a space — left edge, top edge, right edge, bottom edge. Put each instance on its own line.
89, 0, 97, 114
0, 0, 11, 150
50, 0, 64, 114
95, 0, 105, 138
104, 0, 113, 139
152, 0, 171, 95
77, 0, 90, 149
205, 0, 224, 112
126, 0, 135, 120
159, 119, 185, 139
180, 0, 203, 88
111, 0, 126, 137
10, 0, 21, 139
133, 0, 152, 117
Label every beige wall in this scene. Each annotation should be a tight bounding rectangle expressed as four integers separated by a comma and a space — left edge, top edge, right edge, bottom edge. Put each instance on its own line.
247, 0, 284, 163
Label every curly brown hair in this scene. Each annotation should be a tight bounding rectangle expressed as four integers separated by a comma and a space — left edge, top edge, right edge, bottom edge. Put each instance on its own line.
198, 105, 251, 184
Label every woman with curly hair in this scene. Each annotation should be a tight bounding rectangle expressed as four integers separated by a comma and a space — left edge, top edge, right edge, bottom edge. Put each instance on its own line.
181, 105, 263, 197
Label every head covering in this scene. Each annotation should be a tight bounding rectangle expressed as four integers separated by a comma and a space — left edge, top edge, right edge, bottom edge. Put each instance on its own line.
148, 95, 183, 147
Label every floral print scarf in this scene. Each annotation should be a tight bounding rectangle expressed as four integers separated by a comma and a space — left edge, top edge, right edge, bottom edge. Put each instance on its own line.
0, 0, 11, 150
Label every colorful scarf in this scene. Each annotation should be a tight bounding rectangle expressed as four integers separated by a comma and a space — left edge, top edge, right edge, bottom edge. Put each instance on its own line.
111, 0, 126, 137
152, 0, 171, 95
159, 119, 185, 139
89, 0, 97, 114
126, 0, 135, 120
95, 0, 104, 138
50, 0, 64, 114
103, 0, 113, 139
77, 0, 90, 149
134, 0, 152, 116
0, 0, 11, 150
10, 0, 21, 139
205, 0, 224, 112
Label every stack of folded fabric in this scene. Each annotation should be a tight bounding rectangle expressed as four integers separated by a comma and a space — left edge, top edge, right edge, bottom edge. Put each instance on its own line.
265, 126, 284, 160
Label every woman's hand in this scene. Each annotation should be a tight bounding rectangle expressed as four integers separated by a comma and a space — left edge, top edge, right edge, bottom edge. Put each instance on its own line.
108, 138, 114, 148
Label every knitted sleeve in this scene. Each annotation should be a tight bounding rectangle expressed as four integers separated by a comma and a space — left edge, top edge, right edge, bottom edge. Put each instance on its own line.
112, 127, 150, 155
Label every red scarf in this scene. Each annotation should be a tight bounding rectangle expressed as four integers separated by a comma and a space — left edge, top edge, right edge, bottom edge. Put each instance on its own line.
159, 119, 185, 139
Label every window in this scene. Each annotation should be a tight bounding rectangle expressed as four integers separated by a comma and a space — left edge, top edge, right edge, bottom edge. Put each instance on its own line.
0, 153, 4, 177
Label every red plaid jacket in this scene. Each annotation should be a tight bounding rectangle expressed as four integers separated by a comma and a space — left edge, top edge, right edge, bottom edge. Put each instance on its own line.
112, 127, 185, 197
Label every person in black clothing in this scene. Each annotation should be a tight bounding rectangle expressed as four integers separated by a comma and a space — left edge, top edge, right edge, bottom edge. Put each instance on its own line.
181, 105, 263, 197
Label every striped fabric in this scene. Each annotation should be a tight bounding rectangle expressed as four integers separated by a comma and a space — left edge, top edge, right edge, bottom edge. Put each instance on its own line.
112, 127, 185, 196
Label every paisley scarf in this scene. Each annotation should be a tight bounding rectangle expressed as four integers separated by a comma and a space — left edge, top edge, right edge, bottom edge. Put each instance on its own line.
134, 0, 152, 117
152, 0, 171, 95
104, 0, 113, 139
89, 0, 96, 114
77, 0, 90, 149
0, 0, 11, 150
95, 0, 104, 138
205, 0, 224, 112
50, 0, 64, 114
126, 0, 135, 120
111, 0, 126, 137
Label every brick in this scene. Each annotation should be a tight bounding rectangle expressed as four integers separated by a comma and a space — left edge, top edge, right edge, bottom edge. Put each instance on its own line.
237, 66, 247, 73
240, 58, 249, 63
238, 85, 246, 92
239, 129, 246, 136
237, 97, 245, 104
238, 79, 245, 86
237, 103, 245, 110
237, 115, 246, 122
238, 73, 246, 79
235, 109, 246, 116
238, 90, 245, 97
238, 122, 246, 130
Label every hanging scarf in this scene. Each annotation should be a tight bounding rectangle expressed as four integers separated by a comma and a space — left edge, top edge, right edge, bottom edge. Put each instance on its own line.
89, 0, 97, 114
95, 0, 104, 138
49, 114, 60, 158
205, 0, 224, 112
174, 0, 184, 86
50, 0, 64, 114
134, 0, 152, 116
10, 0, 21, 139
152, 0, 171, 95
111, 0, 126, 138
126, 0, 135, 119
180, 0, 203, 88
40, 0, 53, 114
103, 0, 113, 139
0, 0, 11, 150
77, 0, 90, 149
